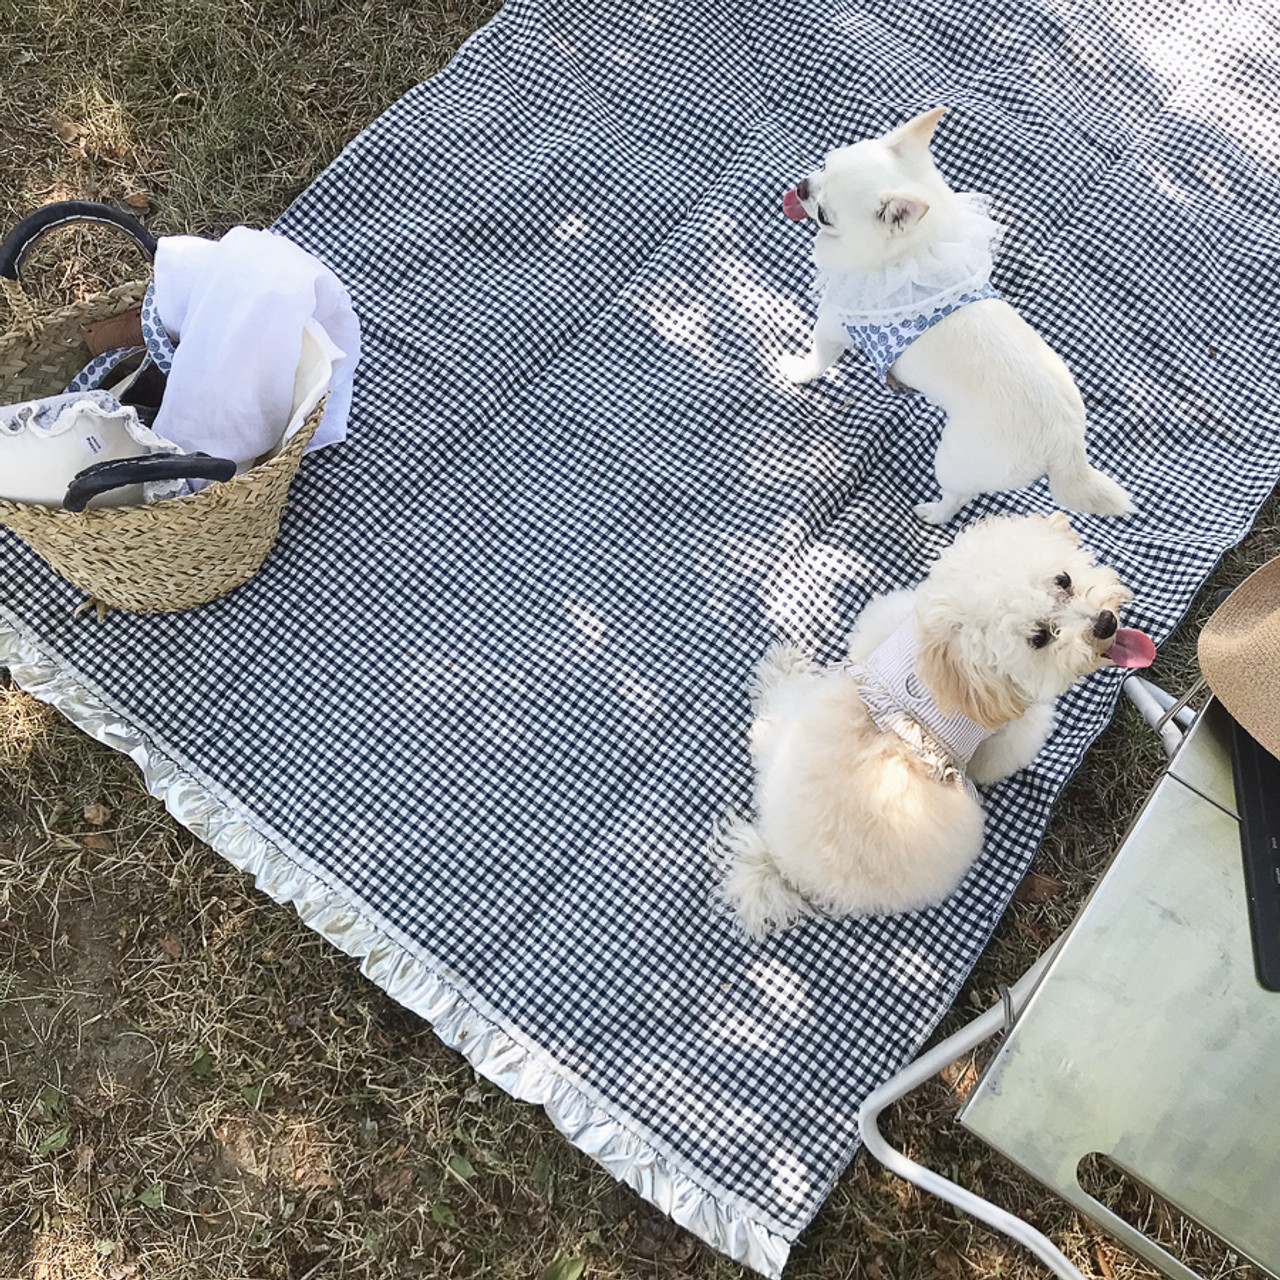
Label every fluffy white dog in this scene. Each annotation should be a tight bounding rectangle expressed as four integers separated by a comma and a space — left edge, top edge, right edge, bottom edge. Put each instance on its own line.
717, 513, 1154, 939
780, 108, 1134, 526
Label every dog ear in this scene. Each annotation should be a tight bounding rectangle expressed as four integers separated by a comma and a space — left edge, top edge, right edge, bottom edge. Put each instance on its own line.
916, 629, 1029, 731
1044, 511, 1081, 542
887, 106, 946, 155
878, 190, 930, 232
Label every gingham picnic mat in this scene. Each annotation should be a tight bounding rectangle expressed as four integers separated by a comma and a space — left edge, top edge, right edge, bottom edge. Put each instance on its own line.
4, 0, 1280, 1271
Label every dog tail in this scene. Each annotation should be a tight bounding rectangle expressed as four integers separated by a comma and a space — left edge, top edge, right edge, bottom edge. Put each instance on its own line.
710, 815, 810, 940
1049, 454, 1135, 517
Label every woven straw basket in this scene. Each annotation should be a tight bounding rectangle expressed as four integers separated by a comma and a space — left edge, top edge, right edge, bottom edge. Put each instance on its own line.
0, 201, 322, 616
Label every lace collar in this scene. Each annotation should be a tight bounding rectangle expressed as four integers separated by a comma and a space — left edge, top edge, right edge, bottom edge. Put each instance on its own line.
814, 192, 1004, 327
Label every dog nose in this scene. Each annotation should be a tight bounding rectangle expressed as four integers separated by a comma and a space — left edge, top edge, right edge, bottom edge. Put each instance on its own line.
1093, 610, 1118, 640
796, 177, 810, 201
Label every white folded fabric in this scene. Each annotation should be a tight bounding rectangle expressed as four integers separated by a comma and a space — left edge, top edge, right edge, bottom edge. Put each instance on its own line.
152, 227, 360, 467
0, 390, 190, 507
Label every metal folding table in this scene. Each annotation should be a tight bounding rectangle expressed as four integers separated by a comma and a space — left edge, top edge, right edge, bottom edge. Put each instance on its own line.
959, 698, 1280, 1278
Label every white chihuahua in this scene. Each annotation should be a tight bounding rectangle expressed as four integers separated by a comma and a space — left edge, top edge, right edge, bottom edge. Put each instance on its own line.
717, 513, 1154, 938
780, 108, 1134, 525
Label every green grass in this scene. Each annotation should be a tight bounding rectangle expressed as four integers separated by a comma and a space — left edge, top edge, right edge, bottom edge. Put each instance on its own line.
1, 1, 1277, 1275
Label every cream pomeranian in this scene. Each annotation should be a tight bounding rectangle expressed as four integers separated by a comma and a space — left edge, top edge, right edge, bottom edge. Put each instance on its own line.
716, 514, 1154, 938
779, 108, 1134, 526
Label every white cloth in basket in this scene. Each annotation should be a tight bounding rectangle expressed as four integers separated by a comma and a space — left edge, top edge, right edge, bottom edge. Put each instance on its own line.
152, 227, 361, 467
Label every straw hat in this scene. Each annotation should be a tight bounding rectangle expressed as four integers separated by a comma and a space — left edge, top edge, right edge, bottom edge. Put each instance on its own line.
1198, 554, 1280, 760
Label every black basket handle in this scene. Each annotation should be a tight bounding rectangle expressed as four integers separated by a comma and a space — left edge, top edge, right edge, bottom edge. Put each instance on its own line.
64, 453, 237, 513
0, 201, 157, 283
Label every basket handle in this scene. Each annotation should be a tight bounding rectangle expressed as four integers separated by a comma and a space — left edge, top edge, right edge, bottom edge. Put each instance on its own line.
0, 202, 158, 333
63, 452, 237, 513
0, 201, 157, 282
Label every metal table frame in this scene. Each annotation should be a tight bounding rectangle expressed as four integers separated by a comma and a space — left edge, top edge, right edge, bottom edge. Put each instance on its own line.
860, 681, 1280, 1280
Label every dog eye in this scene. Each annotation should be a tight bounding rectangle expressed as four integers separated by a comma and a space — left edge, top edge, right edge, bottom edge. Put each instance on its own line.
1055, 573, 1072, 591
816, 206, 832, 227
1029, 626, 1052, 649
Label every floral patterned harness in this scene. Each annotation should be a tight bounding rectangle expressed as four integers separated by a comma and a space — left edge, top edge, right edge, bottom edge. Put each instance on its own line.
841, 281, 999, 380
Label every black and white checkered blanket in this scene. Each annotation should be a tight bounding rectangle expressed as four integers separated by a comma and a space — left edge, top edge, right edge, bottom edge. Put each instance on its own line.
4, 0, 1280, 1271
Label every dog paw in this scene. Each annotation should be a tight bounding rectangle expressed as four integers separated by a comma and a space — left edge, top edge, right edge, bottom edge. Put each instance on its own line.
913, 500, 954, 525
778, 354, 819, 384
748, 642, 815, 711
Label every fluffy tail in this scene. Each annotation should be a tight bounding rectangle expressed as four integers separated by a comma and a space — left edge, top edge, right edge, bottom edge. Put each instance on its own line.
1049, 455, 1135, 517
710, 815, 810, 940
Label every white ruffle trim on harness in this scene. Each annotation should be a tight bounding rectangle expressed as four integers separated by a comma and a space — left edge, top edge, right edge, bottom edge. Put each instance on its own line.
813, 192, 1005, 326
0, 613, 793, 1280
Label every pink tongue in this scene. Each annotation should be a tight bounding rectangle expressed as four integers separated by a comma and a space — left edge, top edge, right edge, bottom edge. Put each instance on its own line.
1106, 628, 1156, 669
782, 188, 808, 221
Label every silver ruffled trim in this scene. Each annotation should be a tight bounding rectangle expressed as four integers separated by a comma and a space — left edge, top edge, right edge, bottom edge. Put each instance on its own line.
0, 610, 792, 1278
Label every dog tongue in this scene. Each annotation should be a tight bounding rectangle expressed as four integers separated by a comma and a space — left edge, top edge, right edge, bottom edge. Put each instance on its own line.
782, 188, 808, 221
1106, 628, 1156, 669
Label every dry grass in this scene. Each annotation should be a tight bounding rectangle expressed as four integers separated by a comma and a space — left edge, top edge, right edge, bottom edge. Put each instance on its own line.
1, 1, 1277, 1276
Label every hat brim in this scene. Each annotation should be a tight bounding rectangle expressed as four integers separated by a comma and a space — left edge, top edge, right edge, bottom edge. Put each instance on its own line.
1199, 555, 1280, 762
